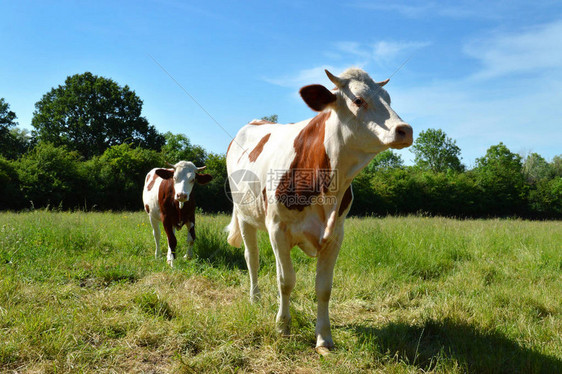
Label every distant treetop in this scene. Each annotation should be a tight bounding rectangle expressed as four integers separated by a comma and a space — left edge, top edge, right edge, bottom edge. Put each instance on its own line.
31, 72, 164, 159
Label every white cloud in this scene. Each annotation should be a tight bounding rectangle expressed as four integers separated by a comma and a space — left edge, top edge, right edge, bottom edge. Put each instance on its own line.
265, 40, 429, 89
263, 65, 349, 88
262, 19, 562, 164
332, 41, 371, 59
464, 20, 562, 80
391, 20, 562, 164
393, 75, 562, 165
372, 41, 430, 63
349, 1, 530, 20
331, 40, 429, 64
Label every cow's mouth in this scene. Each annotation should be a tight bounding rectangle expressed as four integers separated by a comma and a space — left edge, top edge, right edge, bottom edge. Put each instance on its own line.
390, 142, 412, 150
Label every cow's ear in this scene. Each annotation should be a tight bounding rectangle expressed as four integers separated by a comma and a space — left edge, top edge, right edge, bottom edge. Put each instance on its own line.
195, 173, 213, 185
155, 168, 174, 179
299, 84, 337, 112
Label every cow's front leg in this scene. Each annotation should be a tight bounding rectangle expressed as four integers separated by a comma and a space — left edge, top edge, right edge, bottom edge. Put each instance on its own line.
315, 234, 343, 351
149, 215, 161, 258
269, 227, 295, 335
163, 222, 177, 267
184, 222, 195, 260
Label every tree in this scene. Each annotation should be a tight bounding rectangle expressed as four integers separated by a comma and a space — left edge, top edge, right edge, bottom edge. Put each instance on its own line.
0, 98, 17, 129
261, 114, 278, 123
0, 98, 22, 159
0, 156, 23, 210
523, 152, 551, 184
32, 72, 165, 159
161, 132, 207, 166
193, 152, 231, 213
411, 128, 463, 173
366, 150, 404, 173
16, 142, 84, 209
475, 142, 527, 216
550, 155, 562, 177
7, 128, 32, 159
84, 143, 164, 210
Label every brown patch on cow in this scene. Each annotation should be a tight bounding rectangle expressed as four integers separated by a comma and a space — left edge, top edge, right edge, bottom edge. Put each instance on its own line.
248, 133, 271, 162
339, 186, 352, 217
263, 188, 268, 213
226, 139, 234, 156
237, 151, 247, 164
158, 178, 197, 258
144, 204, 150, 213
275, 111, 333, 211
249, 119, 276, 125
146, 173, 159, 191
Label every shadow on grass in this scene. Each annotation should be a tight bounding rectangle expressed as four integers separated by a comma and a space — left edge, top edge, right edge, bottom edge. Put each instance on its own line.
349, 318, 562, 374
194, 225, 246, 270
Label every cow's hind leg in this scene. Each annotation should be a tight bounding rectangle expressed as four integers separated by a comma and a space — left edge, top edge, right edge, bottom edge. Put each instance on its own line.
163, 222, 177, 267
269, 226, 295, 335
240, 221, 260, 302
184, 222, 195, 260
149, 215, 162, 259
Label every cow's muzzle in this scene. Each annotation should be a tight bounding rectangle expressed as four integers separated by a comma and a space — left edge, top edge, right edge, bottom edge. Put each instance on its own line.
176, 193, 188, 209
390, 123, 413, 149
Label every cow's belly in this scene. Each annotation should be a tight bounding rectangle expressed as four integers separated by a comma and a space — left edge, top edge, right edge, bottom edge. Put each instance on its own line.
235, 202, 267, 230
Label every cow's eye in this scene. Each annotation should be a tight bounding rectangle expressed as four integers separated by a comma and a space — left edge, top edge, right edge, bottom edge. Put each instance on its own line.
353, 97, 364, 107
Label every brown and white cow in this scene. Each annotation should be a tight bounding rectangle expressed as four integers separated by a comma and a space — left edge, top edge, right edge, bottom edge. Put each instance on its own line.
226, 68, 413, 353
142, 161, 213, 267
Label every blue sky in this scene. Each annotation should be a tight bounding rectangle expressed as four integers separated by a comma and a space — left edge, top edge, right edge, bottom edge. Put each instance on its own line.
2, 1, 561, 166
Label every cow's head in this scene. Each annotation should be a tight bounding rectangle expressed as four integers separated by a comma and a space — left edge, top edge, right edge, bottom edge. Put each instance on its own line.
155, 161, 213, 208
299, 68, 413, 153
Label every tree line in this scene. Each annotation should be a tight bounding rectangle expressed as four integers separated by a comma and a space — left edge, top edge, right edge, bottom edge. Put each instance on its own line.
1, 73, 561, 218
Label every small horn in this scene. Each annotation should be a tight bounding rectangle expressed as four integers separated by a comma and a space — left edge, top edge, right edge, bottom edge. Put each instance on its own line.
325, 69, 344, 88
197, 166, 207, 171
377, 78, 390, 87
165, 161, 176, 169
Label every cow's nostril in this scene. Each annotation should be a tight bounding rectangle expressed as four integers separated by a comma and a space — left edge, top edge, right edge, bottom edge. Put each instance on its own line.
395, 124, 412, 139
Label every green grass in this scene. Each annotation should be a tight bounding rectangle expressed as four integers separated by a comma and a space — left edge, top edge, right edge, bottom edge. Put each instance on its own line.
0, 211, 561, 373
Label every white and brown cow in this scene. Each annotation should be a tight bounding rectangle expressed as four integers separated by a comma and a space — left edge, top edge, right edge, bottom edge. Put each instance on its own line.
226, 68, 413, 353
143, 161, 213, 267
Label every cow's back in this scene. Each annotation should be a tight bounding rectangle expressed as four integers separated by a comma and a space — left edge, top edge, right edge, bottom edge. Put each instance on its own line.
226, 121, 307, 221
143, 169, 164, 219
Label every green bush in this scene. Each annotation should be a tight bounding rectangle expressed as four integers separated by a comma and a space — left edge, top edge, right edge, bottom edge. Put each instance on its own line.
84, 143, 164, 210
15, 142, 84, 209
0, 156, 23, 209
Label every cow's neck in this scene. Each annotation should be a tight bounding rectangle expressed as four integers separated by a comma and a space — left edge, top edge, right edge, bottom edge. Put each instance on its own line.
324, 111, 384, 191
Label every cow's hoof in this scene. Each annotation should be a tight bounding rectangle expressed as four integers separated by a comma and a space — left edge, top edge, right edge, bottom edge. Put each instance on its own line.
249, 289, 261, 303
315, 346, 331, 356
276, 323, 291, 337
276, 313, 291, 336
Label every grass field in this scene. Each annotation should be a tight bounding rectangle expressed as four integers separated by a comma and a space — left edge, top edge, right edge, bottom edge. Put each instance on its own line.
1, 211, 561, 373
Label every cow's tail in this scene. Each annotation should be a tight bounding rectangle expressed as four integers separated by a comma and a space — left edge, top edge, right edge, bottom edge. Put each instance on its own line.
225, 210, 242, 248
